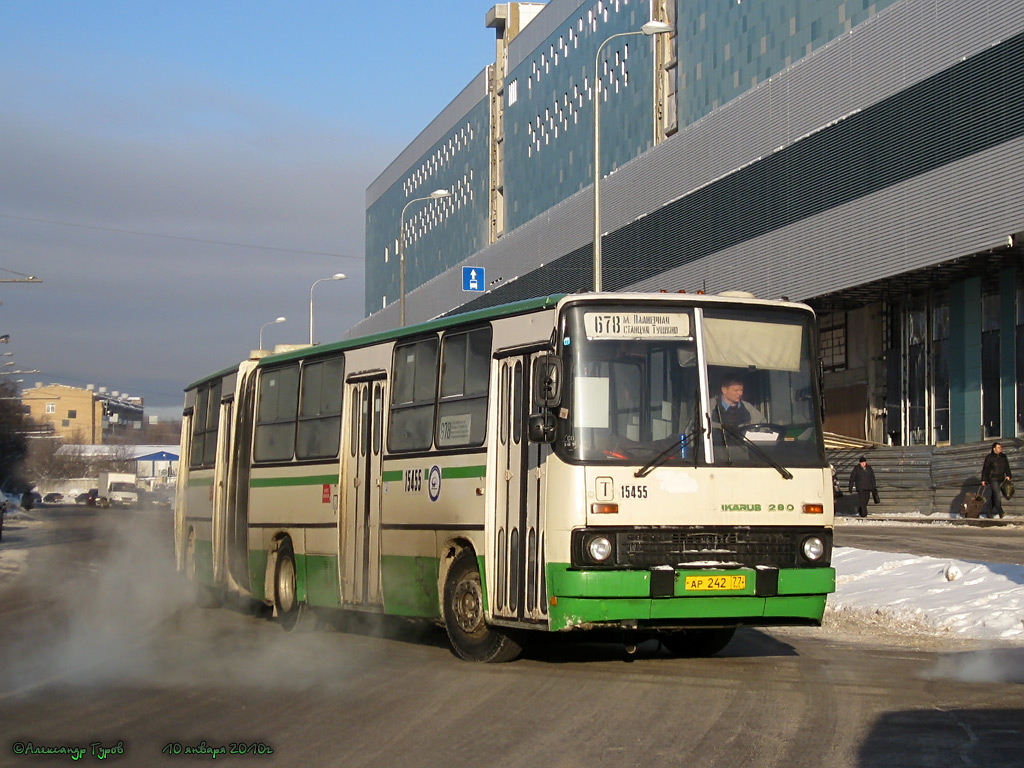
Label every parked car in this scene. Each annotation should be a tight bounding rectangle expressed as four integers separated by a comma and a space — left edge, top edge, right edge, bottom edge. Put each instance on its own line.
75, 492, 90, 505
43, 492, 64, 504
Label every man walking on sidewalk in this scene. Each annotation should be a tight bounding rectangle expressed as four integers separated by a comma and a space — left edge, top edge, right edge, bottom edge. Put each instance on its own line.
849, 456, 878, 518
981, 441, 1012, 519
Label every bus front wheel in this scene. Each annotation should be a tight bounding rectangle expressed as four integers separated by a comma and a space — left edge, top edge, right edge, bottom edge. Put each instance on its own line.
661, 627, 736, 657
443, 549, 521, 662
274, 540, 316, 632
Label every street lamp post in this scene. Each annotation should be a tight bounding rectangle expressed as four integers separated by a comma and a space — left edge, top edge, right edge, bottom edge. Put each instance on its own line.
259, 316, 286, 350
399, 189, 452, 327
309, 273, 347, 344
593, 20, 673, 292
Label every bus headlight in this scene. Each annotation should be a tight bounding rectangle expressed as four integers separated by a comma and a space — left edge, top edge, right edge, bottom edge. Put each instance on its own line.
587, 536, 613, 563
802, 536, 825, 562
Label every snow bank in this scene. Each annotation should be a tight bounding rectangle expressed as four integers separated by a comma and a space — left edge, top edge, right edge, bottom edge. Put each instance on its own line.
831, 547, 1024, 643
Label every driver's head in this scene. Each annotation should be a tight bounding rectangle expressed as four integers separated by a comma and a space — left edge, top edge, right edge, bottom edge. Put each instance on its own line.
720, 376, 744, 406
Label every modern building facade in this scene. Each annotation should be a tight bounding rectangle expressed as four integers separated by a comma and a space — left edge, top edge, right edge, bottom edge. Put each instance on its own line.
21, 383, 145, 444
362, 0, 1024, 446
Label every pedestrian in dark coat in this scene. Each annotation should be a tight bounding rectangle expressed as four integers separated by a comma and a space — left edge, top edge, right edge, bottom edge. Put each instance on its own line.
981, 441, 1012, 519
849, 456, 877, 518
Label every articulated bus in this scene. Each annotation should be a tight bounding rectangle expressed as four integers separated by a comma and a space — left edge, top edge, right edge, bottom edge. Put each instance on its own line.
174, 292, 835, 661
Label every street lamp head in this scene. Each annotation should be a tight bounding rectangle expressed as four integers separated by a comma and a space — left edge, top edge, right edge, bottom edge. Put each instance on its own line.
273, 316, 286, 324
331, 272, 347, 280
429, 189, 452, 199
641, 20, 673, 35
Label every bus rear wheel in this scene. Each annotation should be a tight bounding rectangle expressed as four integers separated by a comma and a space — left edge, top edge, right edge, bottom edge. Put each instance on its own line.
274, 540, 316, 632
443, 549, 521, 662
661, 627, 736, 657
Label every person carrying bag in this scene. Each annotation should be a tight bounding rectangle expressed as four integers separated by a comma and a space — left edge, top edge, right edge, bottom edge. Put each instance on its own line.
981, 441, 1012, 519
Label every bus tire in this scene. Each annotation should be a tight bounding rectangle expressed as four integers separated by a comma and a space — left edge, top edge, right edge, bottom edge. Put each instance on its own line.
661, 627, 736, 657
443, 549, 521, 663
274, 540, 316, 632
186, 530, 220, 609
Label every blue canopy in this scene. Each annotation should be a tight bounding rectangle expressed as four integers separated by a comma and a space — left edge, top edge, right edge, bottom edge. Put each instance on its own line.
135, 451, 178, 462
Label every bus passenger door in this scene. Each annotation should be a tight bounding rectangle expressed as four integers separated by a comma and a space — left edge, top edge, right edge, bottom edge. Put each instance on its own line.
491, 353, 548, 624
211, 396, 233, 585
342, 377, 385, 607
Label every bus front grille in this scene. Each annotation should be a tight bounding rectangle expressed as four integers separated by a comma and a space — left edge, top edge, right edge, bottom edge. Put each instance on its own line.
615, 528, 821, 569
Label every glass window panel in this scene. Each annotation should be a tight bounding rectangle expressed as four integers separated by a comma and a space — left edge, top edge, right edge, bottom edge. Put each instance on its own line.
190, 433, 205, 468
321, 358, 345, 414
297, 416, 341, 459
389, 406, 434, 451
254, 423, 296, 462
258, 366, 299, 422
299, 362, 325, 417
413, 340, 439, 403
466, 329, 492, 396
193, 387, 208, 433
390, 338, 439, 452
207, 380, 221, 428
441, 334, 468, 398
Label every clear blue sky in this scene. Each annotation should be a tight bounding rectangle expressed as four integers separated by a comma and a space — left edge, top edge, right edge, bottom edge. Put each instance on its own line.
0, 1, 500, 417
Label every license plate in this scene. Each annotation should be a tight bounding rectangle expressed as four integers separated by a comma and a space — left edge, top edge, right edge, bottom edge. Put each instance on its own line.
684, 574, 747, 591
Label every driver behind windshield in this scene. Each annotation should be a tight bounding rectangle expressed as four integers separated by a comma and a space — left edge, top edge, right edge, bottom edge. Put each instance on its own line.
710, 374, 765, 427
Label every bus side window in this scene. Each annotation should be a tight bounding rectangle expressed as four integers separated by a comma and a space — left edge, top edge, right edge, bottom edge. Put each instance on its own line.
203, 380, 222, 467
254, 365, 299, 462
296, 357, 344, 460
190, 386, 208, 469
437, 327, 491, 448
389, 337, 439, 452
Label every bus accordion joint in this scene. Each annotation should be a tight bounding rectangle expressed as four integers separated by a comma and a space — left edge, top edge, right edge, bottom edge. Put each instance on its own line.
591, 502, 618, 514
802, 503, 824, 514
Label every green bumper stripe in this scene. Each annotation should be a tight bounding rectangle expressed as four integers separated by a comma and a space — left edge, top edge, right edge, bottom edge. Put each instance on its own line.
382, 470, 403, 482
250, 474, 337, 488
188, 477, 214, 487
549, 595, 828, 630
545, 564, 834, 631
548, 564, 835, 598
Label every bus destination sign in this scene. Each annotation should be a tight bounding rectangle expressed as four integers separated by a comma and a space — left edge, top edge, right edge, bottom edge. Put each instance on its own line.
583, 311, 691, 340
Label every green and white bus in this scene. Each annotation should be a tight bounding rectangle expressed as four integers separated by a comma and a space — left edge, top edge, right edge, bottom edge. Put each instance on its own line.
175, 292, 835, 661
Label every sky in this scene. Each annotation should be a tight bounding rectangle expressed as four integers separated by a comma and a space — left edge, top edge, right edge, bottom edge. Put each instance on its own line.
0, 1, 500, 418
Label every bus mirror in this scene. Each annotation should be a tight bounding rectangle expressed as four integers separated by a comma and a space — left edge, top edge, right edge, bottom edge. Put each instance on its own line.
533, 354, 562, 408
528, 412, 557, 443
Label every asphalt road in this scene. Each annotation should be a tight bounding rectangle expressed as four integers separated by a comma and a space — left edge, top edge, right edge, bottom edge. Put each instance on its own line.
836, 519, 1024, 565
1, 506, 1022, 767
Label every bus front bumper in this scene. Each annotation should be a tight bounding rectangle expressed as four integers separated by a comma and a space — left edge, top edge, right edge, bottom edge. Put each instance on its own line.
545, 564, 835, 632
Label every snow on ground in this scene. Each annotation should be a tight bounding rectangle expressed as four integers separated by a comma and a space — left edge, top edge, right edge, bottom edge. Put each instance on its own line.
1, 505, 1022, 645
830, 546, 1024, 643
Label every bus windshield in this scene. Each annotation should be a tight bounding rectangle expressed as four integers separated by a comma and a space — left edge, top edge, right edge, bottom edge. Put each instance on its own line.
558, 303, 825, 468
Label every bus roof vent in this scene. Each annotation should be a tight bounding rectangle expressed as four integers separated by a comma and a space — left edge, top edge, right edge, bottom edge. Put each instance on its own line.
718, 290, 755, 299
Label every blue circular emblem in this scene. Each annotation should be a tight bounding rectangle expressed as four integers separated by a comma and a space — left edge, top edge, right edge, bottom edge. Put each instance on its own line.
428, 465, 442, 502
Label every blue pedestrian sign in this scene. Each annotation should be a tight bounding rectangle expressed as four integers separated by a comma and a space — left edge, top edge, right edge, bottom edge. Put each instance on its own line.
462, 266, 485, 292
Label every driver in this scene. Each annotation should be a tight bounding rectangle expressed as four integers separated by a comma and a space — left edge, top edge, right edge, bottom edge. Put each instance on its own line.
711, 374, 765, 428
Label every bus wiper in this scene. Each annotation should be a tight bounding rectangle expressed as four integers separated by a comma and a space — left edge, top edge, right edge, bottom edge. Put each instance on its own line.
634, 430, 696, 478
722, 424, 793, 480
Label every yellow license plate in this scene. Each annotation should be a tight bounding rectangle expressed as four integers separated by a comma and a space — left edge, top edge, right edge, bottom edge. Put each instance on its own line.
684, 574, 747, 591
